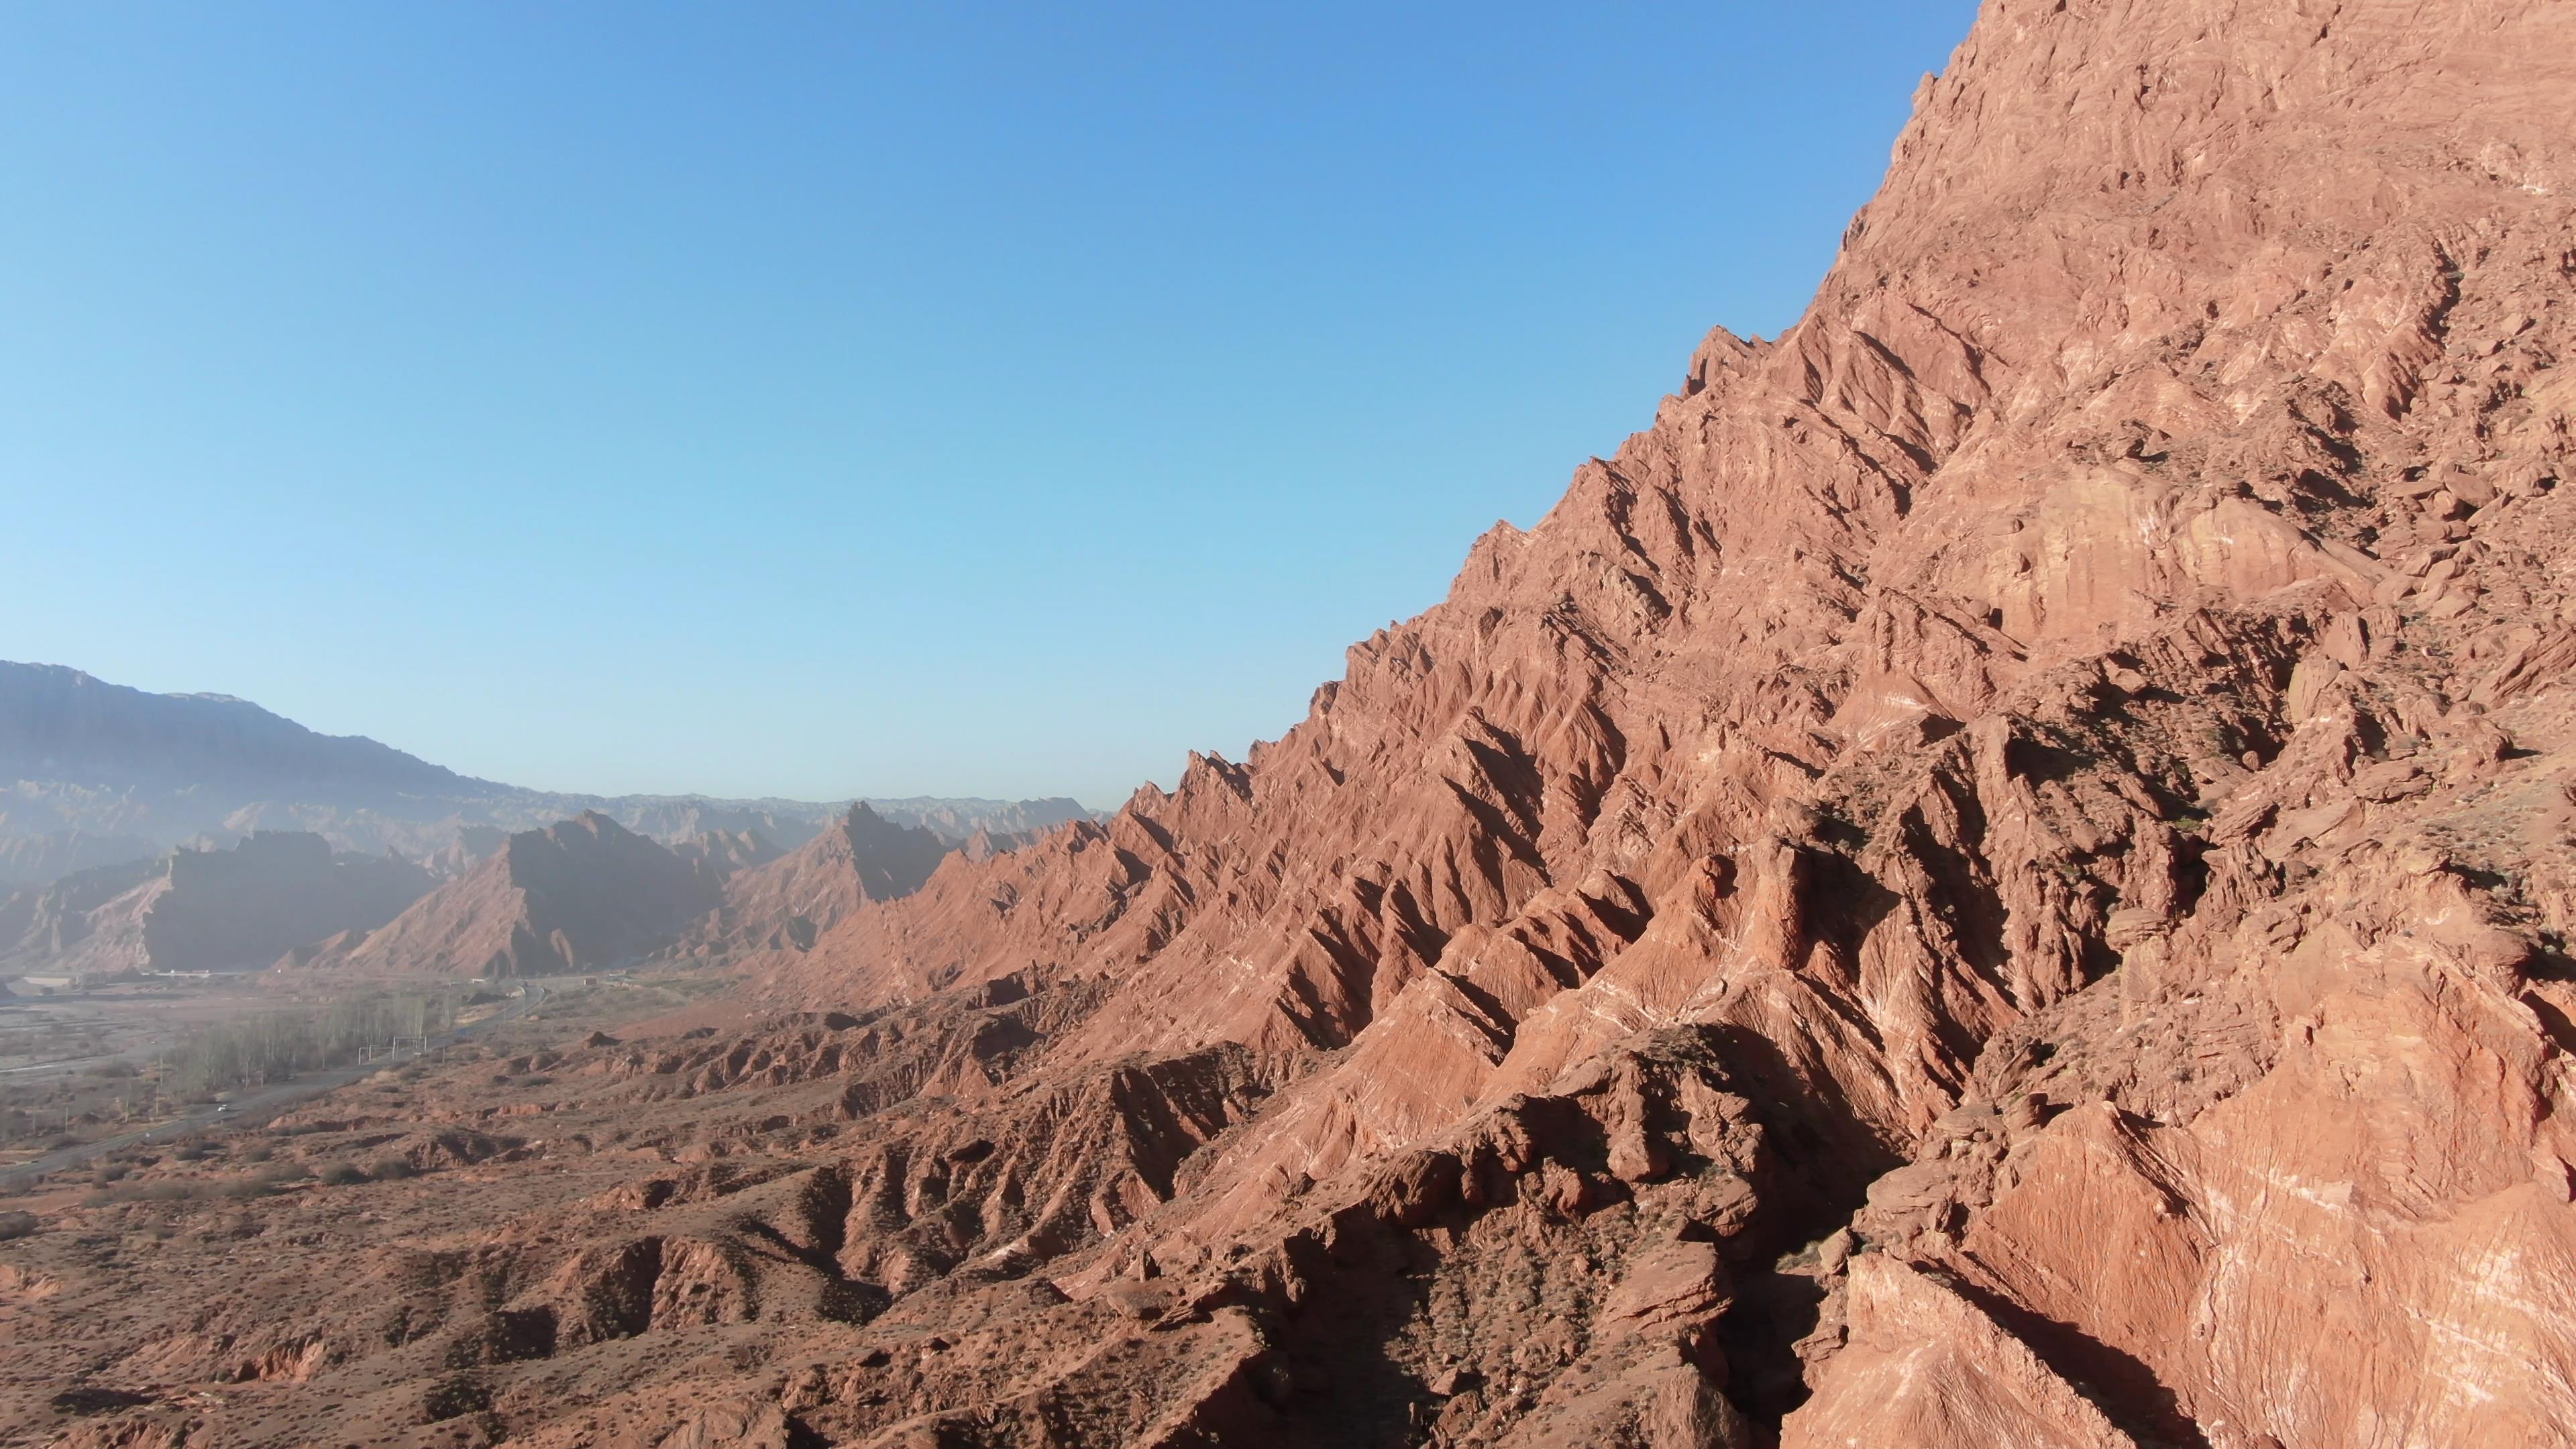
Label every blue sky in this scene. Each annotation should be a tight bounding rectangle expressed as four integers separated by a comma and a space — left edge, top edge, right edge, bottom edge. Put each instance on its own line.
0, 2, 1978, 807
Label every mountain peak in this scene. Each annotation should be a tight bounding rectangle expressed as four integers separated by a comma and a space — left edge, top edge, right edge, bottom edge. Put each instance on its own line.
0, 657, 470, 794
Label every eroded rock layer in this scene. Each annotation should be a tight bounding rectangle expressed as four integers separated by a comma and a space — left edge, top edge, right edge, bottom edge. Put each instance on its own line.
11, 2, 2576, 1447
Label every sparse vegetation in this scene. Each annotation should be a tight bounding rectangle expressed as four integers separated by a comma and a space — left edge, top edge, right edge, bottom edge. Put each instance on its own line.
158, 991, 464, 1097
76, 1176, 280, 1207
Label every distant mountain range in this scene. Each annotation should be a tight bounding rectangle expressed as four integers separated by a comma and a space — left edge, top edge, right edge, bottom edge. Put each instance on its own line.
0, 660, 1096, 883
274, 802, 959, 980
0, 660, 1097, 980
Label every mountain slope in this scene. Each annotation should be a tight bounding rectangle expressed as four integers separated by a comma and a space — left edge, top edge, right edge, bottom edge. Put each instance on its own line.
17, 3, 2576, 1448
742, 0, 2576, 1441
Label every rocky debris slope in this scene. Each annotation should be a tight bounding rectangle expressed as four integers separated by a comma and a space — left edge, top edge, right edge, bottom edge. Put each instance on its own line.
13, 1, 2576, 1446
0, 831, 433, 978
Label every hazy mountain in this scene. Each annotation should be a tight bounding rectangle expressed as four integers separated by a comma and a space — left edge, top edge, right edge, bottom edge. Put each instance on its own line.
0, 661, 475, 795
857, 796, 1095, 842
0, 827, 161, 889
0, 831, 434, 978
284, 812, 721, 979
0, 660, 1097, 888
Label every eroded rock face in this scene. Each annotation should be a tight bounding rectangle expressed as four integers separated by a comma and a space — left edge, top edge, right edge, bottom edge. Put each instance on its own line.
13, 1, 2576, 1446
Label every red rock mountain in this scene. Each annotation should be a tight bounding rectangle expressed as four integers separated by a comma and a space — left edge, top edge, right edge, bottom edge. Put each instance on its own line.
294, 812, 724, 978
672, 804, 957, 957
747, 0, 2576, 1440
15, 3, 2576, 1448
278, 807, 963, 979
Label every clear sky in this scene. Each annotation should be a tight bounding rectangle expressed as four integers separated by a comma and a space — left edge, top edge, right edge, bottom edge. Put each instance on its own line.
0, 2, 1980, 808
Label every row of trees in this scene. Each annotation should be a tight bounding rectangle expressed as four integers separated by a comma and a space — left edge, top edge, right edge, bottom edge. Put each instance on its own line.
160, 991, 463, 1097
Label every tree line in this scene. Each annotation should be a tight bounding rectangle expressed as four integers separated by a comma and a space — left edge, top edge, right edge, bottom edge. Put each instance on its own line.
160, 991, 463, 1097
